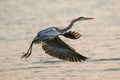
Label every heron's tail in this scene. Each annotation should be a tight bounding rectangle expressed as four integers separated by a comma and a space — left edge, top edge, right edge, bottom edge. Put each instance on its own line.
63, 31, 81, 39
33, 36, 41, 44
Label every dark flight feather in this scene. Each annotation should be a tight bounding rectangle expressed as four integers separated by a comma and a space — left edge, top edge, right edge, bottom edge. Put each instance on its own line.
41, 37, 87, 62
63, 31, 81, 39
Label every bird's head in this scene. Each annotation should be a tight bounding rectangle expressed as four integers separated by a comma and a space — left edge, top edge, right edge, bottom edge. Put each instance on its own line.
73, 17, 94, 22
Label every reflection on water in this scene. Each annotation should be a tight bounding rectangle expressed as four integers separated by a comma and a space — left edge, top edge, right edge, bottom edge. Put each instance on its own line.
0, 0, 120, 80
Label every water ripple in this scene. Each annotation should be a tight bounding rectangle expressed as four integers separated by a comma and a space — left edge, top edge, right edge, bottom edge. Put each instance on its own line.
31, 60, 64, 64
0, 66, 46, 72
92, 58, 120, 62
103, 68, 120, 71
42, 60, 64, 64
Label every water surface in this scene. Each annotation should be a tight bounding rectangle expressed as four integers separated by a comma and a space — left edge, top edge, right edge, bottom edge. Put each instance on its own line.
0, 0, 120, 80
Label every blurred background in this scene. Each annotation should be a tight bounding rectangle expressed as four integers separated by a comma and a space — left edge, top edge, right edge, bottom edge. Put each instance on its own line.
0, 0, 120, 80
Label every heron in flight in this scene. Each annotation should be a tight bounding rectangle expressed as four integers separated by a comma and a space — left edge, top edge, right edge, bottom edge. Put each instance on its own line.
22, 17, 94, 62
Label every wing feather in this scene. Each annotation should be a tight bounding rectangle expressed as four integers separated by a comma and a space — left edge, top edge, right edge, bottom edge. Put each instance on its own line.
41, 37, 87, 62
63, 31, 81, 39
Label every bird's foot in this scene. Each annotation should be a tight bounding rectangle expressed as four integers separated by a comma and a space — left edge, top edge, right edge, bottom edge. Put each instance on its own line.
21, 51, 32, 59
21, 53, 28, 59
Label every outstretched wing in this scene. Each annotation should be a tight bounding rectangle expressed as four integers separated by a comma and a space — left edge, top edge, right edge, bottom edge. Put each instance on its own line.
41, 37, 87, 62
63, 31, 81, 39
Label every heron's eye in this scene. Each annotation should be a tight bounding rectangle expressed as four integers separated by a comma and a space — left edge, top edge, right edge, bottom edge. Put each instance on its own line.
79, 17, 84, 19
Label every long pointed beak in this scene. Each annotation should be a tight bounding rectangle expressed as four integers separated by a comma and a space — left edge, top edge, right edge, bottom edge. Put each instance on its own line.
84, 17, 94, 20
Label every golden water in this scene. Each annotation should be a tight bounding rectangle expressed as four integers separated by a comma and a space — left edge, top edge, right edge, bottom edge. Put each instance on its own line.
0, 0, 120, 80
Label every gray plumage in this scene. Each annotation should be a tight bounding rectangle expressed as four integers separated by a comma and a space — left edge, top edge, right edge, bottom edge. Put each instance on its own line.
37, 27, 61, 40
22, 17, 94, 62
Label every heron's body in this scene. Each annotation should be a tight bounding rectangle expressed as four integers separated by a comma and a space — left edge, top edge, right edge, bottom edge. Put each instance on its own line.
37, 27, 60, 40
22, 17, 94, 62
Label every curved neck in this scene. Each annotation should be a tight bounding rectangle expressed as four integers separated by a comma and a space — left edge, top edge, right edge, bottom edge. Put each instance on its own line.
58, 20, 76, 33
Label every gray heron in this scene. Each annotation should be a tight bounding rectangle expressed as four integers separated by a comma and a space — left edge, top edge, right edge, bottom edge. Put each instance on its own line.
22, 17, 94, 62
